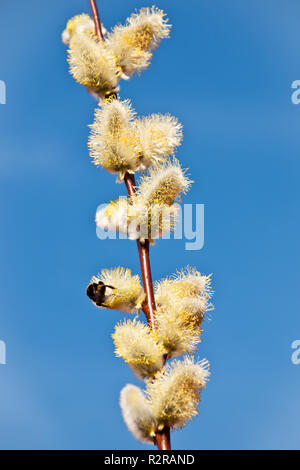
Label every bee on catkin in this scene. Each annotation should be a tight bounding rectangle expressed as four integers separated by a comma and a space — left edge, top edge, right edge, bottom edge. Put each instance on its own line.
87, 267, 145, 313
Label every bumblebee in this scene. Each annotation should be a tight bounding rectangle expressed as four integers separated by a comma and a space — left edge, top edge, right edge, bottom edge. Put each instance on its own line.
86, 281, 115, 307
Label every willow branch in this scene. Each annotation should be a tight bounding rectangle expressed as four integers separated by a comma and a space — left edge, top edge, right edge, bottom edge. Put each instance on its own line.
90, 0, 171, 451
155, 427, 171, 451
124, 173, 156, 330
89, 0, 105, 40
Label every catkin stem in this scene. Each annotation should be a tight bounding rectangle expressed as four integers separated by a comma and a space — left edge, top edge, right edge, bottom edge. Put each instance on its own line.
90, 0, 171, 451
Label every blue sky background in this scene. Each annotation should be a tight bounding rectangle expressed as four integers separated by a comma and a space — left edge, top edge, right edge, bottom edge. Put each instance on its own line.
0, 0, 299, 450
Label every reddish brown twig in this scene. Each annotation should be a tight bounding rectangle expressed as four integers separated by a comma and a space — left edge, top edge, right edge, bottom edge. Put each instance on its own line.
90, 0, 171, 451
89, 0, 105, 40
155, 427, 171, 451
124, 173, 156, 330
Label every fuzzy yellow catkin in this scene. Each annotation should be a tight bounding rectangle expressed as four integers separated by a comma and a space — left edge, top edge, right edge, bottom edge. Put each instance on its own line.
120, 384, 157, 443
95, 197, 131, 236
141, 202, 179, 242
146, 357, 210, 430
91, 267, 144, 313
134, 114, 183, 167
95, 197, 148, 241
62, 14, 96, 45
153, 268, 213, 357
89, 99, 183, 181
97, 159, 190, 242
89, 99, 139, 180
107, 7, 170, 77
155, 306, 202, 358
64, 14, 120, 98
136, 159, 191, 207
95, 196, 179, 243
112, 319, 165, 379
155, 267, 213, 325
